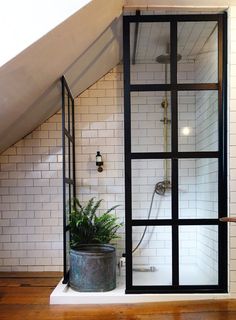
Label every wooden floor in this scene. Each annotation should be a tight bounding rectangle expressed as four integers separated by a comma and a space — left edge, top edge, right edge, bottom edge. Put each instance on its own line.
1, 273, 236, 320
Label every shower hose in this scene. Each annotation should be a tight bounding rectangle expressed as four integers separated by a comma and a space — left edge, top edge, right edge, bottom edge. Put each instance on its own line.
132, 187, 158, 253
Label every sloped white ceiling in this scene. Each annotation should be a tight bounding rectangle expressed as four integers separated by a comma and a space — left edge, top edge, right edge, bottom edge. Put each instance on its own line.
65, 15, 122, 97
0, 0, 124, 154
0, 0, 91, 67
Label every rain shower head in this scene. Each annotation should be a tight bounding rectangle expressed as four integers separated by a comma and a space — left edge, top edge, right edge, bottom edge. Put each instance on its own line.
156, 53, 182, 64
156, 43, 182, 64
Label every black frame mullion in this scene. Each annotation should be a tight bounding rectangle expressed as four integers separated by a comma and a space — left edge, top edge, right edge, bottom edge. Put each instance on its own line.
65, 177, 74, 185
123, 17, 133, 291
171, 18, 179, 287
132, 219, 219, 226
68, 94, 71, 224
130, 83, 218, 92
72, 99, 76, 199
64, 130, 73, 142
61, 77, 68, 284
126, 285, 224, 294
218, 13, 228, 290
124, 13, 227, 294
132, 151, 219, 159
61, 76, 76, 284
126, 14, 221, 23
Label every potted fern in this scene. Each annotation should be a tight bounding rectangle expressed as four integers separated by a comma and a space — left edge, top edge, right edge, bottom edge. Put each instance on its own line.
69, 197, 122, 292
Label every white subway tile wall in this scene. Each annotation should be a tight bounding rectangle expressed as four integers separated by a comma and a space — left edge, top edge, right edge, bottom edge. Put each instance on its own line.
229, 6, 236, 294
194, 28, 218, 281
0, 121, 63, 271
132, 159, 171, 220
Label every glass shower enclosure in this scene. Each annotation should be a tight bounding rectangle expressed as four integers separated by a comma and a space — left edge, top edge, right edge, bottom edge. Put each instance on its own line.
123, 13, 227, 293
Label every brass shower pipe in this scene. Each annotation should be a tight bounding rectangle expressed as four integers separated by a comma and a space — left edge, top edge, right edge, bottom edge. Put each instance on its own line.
163, 63, 169, 183
156, 44, 182, 192
160, 62, 171, 188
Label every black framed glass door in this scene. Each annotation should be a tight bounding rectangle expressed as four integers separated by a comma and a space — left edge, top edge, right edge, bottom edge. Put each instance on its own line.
123, 13, 227, 293
61, 76, 76, 284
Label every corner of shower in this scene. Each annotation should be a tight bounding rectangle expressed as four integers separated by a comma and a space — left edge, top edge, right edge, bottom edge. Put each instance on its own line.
123, 12, 227, 294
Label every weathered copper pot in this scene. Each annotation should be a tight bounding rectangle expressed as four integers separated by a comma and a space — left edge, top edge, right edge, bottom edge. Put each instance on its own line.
69, 244, 116, 292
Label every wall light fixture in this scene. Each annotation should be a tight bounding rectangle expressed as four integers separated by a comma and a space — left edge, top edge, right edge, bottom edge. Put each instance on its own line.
96, 151, 103, 172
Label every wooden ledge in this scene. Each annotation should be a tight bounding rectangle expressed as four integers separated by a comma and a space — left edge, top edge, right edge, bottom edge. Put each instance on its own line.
220, 217, 236, 223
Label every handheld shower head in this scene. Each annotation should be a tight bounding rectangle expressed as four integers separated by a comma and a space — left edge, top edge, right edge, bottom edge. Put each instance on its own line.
155, 180, 171, 196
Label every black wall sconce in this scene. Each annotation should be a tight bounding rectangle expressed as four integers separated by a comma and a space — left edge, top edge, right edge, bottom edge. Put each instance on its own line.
96, 151, 103, 172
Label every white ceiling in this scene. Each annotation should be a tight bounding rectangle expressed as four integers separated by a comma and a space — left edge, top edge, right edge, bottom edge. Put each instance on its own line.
130, 21, 217, 64
178, 21, 217, 60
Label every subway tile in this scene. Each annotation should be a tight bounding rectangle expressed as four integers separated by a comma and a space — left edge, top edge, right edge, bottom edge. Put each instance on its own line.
0, 53, 234, 282
19, 258, 36, 265
4, 258, 20, 266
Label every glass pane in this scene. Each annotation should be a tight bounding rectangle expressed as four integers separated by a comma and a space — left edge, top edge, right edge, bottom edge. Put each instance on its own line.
65, 135, 69, 179
132, 159, 171, 219
70, 183, 74, 205
68, 96, 72, 135
131, 91, 171, 152
179, 225, 218, 285
65, 183, 70, 225
178, 21, 218, 83
130, 22, 170, 84
132, 226, 172, 285
69, 102, 74, 136
70, 140, 73, 180
179, 159, 218, 219
66, 231, 70, 272
64, 90, 69, 131
178, 91, 218, 152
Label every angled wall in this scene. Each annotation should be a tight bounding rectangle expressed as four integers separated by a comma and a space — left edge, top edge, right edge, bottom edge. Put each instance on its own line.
0, 0, 123, 154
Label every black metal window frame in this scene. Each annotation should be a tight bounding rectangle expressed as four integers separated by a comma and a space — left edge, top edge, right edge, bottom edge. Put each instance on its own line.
123, 13, 227, 294
61, 76, 76, 284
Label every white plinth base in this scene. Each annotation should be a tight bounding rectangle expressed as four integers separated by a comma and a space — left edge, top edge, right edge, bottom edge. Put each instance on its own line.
50, 276, 230, 304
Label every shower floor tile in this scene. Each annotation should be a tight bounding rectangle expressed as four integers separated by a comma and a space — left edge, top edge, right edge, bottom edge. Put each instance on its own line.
133, 265, 217, 286
50, 265, 225, 304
